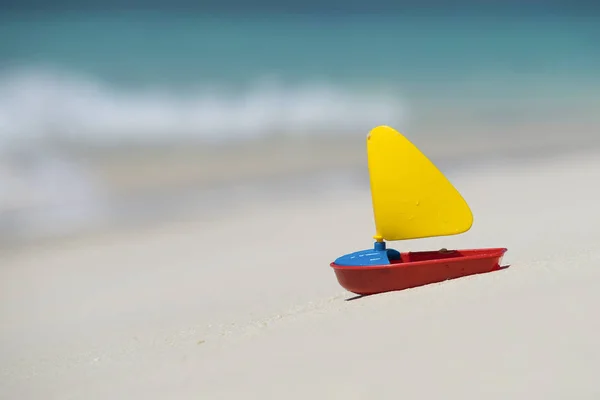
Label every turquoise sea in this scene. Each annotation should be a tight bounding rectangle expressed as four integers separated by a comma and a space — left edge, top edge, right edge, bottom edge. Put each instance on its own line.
1, 10, 599, 149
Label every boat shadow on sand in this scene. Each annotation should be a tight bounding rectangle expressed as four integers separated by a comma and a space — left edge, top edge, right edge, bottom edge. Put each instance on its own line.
344, 264, 511, 302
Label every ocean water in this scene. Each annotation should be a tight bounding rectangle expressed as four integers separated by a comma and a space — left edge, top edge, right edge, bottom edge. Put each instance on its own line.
1, 10, 599, 241
2, 11, 599, 149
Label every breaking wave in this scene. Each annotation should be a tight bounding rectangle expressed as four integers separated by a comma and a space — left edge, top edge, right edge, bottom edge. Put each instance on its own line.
0, 67, 407, 151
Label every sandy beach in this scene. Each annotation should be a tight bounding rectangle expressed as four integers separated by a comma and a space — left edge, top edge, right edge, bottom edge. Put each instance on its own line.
1, 145, 600, 399
4, 6, 600, 399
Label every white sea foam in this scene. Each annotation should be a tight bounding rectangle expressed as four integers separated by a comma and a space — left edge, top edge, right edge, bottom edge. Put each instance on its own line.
0, 67, 407, 151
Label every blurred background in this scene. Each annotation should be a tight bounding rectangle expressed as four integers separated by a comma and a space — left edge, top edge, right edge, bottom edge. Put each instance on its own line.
1, 1, 599, 247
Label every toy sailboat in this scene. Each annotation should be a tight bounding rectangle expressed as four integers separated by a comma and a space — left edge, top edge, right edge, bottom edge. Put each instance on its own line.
330, 126, 507, 296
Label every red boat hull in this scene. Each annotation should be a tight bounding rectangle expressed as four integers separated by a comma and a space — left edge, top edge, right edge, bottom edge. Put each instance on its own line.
331, 247, 508, 296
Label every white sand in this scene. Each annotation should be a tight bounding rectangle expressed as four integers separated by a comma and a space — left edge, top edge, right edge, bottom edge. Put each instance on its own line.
2, 150, 600, 399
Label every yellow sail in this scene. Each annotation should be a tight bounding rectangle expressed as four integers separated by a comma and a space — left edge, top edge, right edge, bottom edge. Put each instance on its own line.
367, 125, 473, 241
